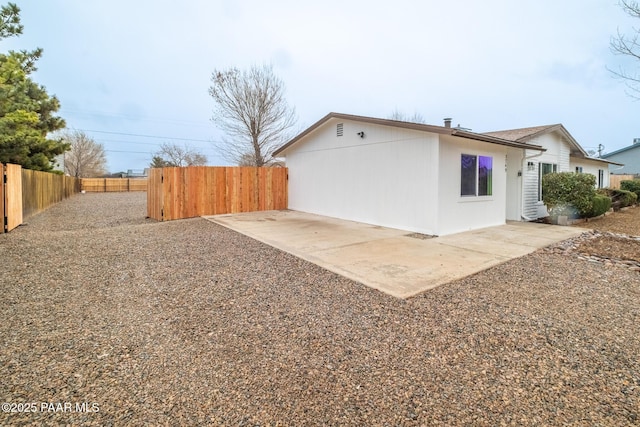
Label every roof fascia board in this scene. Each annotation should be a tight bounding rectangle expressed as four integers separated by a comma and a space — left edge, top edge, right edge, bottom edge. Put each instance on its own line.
602, 144, 640, 158
517, 124, 588, 157
451, 130, 545, 151
518, 124, 563, 142
571, 155, 624, 166
274, 112, 545, 156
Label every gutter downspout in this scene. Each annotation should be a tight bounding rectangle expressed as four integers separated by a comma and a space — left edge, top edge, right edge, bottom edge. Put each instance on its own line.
521, 150, 545, 221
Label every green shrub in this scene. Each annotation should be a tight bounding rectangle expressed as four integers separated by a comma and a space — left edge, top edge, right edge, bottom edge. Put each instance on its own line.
599, 188, 638, 208
613, 189, 638, 207
585, 194, 612, 218
620, 180, 640, 201
542, 172, 597, 218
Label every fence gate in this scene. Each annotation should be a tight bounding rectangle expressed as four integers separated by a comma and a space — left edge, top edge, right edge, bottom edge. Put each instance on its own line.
2, 163, 23, 233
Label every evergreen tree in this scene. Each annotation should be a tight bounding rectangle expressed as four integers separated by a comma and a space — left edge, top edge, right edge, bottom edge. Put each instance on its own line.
0, 3, 67, 171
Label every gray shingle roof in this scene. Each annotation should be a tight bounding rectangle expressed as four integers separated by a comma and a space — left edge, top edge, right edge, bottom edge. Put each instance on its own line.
483, 125, 562, 142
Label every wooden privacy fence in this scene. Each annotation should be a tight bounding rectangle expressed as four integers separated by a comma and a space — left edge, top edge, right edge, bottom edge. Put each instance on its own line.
609, 174, 637, 190
147, 166, 288, 221
22, 168, 81, 220
2, 163, 81, 232
81, 178, 148, 192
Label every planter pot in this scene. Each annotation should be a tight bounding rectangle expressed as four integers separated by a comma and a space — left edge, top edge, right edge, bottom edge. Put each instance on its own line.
556, 215, 568, 226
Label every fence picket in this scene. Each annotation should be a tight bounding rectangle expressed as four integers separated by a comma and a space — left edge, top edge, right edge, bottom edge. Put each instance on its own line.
147, 166, 287, 221
1, 164, 82, 232
80, 178, 147, 192
609, 174, 638, 190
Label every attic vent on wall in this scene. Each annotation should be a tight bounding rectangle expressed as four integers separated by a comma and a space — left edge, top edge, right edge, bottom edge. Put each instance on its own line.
337, 123, 344, 137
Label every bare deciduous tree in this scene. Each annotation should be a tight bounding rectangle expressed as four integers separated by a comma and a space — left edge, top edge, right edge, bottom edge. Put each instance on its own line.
388, 109, 427, 124
62, 130, 107, 177
610, 0, 640, 97
151, 142, 207, 167
209, 64, 296, 167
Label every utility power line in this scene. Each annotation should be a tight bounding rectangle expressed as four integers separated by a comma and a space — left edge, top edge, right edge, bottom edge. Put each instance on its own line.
78, 128, 214, 143
105, 150, 153, 154
60, 108, 213, 128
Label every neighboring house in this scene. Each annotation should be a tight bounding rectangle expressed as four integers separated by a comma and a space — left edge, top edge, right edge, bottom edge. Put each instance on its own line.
601, 139, 640, 174
125, 168, 149, 178
273, 113, 619, 236
52, 153, 65, 173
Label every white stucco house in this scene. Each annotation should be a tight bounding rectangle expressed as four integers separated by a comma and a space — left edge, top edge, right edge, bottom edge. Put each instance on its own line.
273, 113, 619, 236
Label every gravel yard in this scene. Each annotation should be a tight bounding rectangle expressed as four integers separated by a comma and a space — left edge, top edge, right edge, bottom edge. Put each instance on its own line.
1, 193, 639, 426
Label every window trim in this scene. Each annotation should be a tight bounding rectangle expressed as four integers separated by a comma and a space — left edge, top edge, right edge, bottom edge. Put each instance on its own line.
460, 153, 493, 198
598, 169, 604, 189
538, 162, 557, 201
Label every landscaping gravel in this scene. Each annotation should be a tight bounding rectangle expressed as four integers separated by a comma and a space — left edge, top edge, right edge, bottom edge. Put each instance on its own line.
1, 192, 639, 426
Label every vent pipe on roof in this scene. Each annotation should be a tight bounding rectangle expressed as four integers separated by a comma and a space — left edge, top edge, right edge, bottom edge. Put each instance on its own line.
444, 118, 452, 128
634, 138, 640, 145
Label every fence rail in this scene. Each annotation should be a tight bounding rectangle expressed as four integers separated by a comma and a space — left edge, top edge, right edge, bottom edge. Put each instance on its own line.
147, 166, 288, 221
609, 174, 638, 189
81, 178, 147, 192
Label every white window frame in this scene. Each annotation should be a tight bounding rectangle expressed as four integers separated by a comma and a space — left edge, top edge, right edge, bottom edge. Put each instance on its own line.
538, 162, 557, 201
598, 169, 604, 189
460, 154, 493, 198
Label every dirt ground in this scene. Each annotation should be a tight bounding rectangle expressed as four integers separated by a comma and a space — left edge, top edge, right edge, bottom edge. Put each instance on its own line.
572, 206, 640, 262
1, 194, 638, 425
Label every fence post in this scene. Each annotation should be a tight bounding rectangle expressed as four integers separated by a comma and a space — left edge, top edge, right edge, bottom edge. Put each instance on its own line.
1, 164, 4, 233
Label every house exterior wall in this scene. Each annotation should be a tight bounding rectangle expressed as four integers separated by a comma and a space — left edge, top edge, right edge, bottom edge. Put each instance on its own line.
521, 153, 542, 219
505, 147, 524, 221
280, 116, 612, 235
436, 135, 509, 235
285, 118, 440, 234
603, 145, 640, 174
570, 158, 611, 188
518, 133, 613, 219
522, 133, 575, 219
559, 139, 571, 172
530, 133, 570, 171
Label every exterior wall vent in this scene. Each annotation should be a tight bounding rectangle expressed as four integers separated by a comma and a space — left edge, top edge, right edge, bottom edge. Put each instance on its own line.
337, 123, 344, 137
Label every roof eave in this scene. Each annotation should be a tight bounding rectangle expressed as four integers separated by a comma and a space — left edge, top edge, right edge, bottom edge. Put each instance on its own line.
274, 112, 546, 156
514, 124, 564, 142
452, 130, 546, 151
497, 124, 588, 157
273, 112, 334, 156
525, 124, 588, 157
572, 155, 624, 166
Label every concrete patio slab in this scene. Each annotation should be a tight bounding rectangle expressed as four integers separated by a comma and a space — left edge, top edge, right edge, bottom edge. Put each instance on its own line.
204, 210, 585, 299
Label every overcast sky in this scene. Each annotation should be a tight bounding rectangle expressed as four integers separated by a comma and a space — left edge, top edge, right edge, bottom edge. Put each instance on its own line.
4, 0, 639, 173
